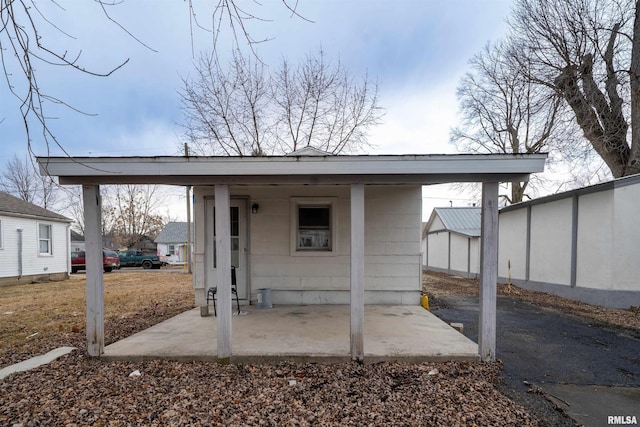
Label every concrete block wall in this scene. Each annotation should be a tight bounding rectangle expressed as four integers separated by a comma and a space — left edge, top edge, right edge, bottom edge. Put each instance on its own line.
498, 175, 640, 308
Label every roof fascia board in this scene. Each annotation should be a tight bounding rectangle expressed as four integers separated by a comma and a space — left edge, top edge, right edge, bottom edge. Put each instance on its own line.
0, 211, 72, 223
38, 154, 546, 178
58, 173, 534, 186
426, 227, 479, 238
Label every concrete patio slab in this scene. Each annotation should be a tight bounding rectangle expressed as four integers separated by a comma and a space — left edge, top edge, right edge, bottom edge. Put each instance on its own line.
102, 305, 479, 363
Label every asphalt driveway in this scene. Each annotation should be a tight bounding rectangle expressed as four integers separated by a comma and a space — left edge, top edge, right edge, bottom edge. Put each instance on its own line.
431, 294, 640, 427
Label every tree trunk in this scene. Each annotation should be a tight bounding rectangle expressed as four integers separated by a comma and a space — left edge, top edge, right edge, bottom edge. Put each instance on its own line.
511, 181, 528, 204
555, 63, 630, 178
630, 0, 640, 176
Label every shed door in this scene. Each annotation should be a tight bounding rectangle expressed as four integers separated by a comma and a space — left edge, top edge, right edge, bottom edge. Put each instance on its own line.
205, 198, 248, 300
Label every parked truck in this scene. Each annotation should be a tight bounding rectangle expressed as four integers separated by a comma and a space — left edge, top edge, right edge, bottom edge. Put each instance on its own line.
71, 250, 121, 273
118, 249, 163, 269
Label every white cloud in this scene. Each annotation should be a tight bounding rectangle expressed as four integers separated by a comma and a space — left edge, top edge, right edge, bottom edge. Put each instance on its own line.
371, 80, 460, 155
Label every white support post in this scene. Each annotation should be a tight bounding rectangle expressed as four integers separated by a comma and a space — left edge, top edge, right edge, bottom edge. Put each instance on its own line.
215, 185, 232, 362
82, 185, 104, 357
350, 184, 365, 362
479, 182, 499, 362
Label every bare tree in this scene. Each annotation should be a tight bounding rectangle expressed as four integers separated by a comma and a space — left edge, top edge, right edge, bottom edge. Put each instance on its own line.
101, 185, 165, 249
0, 1, 132, 158
510, 0, 640, 178
273, 51, 382, 154
1, 1, 308, 157
181, 51, 273, 156
0, 154, 59, 209
180, 49, 383, 155
452, 41, 570, 203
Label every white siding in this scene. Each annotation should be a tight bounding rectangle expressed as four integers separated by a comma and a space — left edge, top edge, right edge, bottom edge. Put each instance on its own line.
498, 208, 528, 280
576, 191, 613, 289
193, 185, 422, 305
157, 242, 189, 264
421, 235, 427, 266
613, 183, 640, 291
498, 176, 640, 308
157, 243, 169, 257
424, 213, 481, 278
469, 237, 480, 275
529, 198, 573, 285
449, 234, 469, 274
0, 215, 69, 278
426, 232, 449, 270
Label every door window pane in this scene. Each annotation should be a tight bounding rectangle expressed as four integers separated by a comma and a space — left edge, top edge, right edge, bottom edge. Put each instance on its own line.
213, 206, 241, 268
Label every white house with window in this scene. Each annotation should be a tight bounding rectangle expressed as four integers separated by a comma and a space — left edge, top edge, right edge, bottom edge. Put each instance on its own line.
0, 191, 72, 285
193, 185, 421, 306
154, 221, 193, 265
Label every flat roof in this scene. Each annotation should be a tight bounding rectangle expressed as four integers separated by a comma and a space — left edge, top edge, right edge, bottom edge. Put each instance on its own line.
37, 154, 547, 186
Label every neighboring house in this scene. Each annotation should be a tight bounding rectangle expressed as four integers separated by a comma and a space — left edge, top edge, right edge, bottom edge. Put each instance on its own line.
155, 221, 193, 264
38, 152, 546, 361
71, 230, 85, 252
121, 235, 157, 252
422, 207, 481, 279
498, 174, 640, 309
0, 191, 72, 285
136, 236, 157, 252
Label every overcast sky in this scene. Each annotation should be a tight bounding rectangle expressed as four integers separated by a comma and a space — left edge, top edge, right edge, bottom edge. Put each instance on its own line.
0, 0, 514, 217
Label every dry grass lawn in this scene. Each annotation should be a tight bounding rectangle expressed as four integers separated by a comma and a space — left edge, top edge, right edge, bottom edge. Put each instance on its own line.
0, 271, 194, 365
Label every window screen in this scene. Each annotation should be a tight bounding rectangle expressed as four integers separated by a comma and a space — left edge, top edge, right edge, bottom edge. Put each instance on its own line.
297, 205, 331, 250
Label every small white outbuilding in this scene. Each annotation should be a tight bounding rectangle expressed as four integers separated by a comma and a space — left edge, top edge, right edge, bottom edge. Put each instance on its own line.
422, 207, 481, 279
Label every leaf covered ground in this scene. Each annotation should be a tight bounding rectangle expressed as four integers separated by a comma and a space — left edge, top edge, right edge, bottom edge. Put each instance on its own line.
0, 270, 591, 426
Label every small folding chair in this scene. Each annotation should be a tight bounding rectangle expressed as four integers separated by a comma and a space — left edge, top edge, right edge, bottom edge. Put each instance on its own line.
206, 266, 240, 316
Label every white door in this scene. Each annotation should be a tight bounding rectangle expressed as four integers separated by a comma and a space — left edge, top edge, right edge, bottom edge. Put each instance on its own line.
205, 198, 248, 300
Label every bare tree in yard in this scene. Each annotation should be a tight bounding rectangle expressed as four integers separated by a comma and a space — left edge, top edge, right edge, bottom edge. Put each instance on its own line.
273, 52, 382, 154
1, 1, 307, 156
0, 1, 130, 157
180, 49, 383, 155
101, 185, 165, 249
181, 51, 273, 156
452, 41, 566, 203
0, 154, 59, 209
511, 0, 640, 178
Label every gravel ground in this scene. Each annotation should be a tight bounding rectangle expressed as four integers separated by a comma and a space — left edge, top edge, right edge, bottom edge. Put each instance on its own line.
423, 270, 640, 332
2, 356, 540, 426
0, 271, 584, 426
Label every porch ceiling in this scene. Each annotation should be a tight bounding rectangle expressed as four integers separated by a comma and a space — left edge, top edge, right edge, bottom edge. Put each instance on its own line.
37, 154, 546, 185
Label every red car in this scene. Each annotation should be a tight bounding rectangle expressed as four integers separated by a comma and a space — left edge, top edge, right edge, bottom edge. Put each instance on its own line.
71, 250, 121, 273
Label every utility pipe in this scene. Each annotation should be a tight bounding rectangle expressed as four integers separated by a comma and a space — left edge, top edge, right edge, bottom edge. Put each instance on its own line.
17, 228, 23, 278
